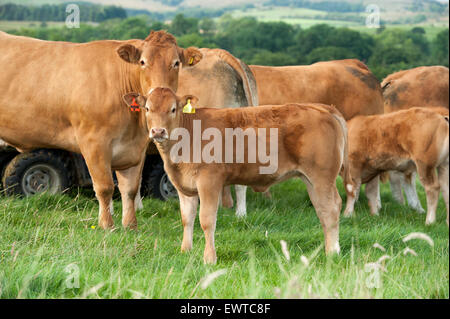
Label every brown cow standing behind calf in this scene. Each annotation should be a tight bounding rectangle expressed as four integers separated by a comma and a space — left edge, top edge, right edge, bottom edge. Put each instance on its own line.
123, 88, 351, 264
344, 108, 449, 226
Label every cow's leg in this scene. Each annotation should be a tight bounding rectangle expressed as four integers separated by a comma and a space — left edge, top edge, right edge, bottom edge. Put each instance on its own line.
389, 171, 405, 204
82, 147, 115, 229
221, 186, 234, 209
235, 185, 247, 218
304, 178, 341, 255
403, 171, 425, 213
437, 162, 449, 226
416, 163, 440, 225
365, 176, 381, 216
197, 177, 222, 264
343, 177, 361, 218
179, 191, 199, 252
116, 163, 145, 229
135, 187, 144, 211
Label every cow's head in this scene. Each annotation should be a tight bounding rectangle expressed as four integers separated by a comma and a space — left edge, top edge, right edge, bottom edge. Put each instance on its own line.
117, 30, 202, 93
123, 88, 198, 143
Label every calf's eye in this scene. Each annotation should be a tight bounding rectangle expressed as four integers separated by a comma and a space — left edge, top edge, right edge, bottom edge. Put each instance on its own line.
140, 60, 145, 66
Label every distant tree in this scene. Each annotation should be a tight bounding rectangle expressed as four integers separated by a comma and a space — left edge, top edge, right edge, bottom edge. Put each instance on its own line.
169, 14, 198, 36
432, 29, 449, 66
249, 50, 297, 66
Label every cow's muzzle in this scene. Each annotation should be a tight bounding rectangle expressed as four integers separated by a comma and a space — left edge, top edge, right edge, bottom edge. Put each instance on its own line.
150, 127, 169, 142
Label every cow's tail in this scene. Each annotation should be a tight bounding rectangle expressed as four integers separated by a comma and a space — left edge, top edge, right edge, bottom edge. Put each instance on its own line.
330, 109, 355, 197
209, 48, 258, 106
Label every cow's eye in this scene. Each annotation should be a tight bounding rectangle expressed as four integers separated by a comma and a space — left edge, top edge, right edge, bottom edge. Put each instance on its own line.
173, 61, 180, 68
140, 60, 145, 66
171, 107, 176, 113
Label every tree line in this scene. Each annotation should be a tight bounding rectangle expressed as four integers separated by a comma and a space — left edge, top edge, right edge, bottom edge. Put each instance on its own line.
5, 14, 449, 80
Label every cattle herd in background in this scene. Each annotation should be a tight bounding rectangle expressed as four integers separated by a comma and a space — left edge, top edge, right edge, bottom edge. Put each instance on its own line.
0, 30, 448, 264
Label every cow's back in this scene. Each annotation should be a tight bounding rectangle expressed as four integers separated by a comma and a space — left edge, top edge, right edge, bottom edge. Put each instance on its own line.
382, 66, 449, 113
250, 59, 384, 120
0, 32, 139, 152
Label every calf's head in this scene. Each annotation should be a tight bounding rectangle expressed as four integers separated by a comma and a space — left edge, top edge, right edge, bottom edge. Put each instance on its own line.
123, 88, 198, 143
117, 30, 202, 93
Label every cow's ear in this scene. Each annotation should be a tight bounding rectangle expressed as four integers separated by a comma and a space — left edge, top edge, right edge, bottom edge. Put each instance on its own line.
123, 93, 147, 110
178, 95, 199, 109
117, 44, 142, 64
179, 47, 202, 67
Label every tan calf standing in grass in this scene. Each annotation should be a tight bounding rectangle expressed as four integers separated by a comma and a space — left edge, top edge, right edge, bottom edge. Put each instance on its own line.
123, 88, 351, 264
344, 108, 449, 226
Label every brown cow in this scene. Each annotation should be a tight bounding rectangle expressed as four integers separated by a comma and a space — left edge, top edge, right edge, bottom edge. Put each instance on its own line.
381, 66, 449, 210
123, 87, 351, 263
250, 59, 384, 120
0, 30, 202, 229
177, 48, 259, 216
382, 66, 449, 113
344, 108, 449, 226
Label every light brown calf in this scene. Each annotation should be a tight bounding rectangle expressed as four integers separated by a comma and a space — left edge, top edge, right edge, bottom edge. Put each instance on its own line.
344, 108, 449, 226
123, 88, 351, 263
381, 66, 449, 210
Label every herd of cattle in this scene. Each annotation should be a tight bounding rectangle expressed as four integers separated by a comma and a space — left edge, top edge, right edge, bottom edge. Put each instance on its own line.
0, 30, 448, 264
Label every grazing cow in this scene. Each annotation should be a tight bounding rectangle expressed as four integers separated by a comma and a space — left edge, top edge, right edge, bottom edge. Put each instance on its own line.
0, 30, 202, 229
177, 48, 258, 216
344, 108, 449, 226
123, 87, 351, 263
381, 66, 449, 210
249, 59, 384, 207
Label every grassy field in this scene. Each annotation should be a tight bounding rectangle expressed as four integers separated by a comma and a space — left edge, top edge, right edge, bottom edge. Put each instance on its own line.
0, 178, 448, 299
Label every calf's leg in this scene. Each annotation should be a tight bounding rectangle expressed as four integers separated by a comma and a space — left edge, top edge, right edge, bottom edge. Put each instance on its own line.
389, 171, 405, 205
235, 185, 247, 218
416, 163, 440, 225
197, 177, 222, 264
403, 171, 425, 213
178, 192, 199, 252
221, 186, 234, 209
365, 176, 381, 216
344, 178, 361, 217
304, 178, 341, 255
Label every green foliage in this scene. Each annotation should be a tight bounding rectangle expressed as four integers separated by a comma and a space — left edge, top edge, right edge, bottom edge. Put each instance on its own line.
3, 14, 448, 80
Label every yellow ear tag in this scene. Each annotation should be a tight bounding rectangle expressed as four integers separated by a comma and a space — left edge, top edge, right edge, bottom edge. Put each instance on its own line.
189, 57, 194, 65
183, 99, 195, 114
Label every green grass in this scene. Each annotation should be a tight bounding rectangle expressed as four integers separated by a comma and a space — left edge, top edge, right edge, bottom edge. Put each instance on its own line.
0, 178, 448, 299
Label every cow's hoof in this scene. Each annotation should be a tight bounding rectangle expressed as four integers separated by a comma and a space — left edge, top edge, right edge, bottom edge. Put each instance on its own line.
99, 219, 114, 230
203, 252, 217, 264
181, 243, 192, 252
235, 208, 247, 218
415, 207, 425, 214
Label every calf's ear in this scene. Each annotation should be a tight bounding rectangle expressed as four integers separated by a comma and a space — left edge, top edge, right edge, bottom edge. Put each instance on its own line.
117, 44, 142, 64
123, 93, 147, 109
178, 95, 199, 108
179, 47, 202, 67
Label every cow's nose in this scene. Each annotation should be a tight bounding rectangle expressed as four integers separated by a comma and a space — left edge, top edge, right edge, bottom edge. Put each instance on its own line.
150, 128, 168, 139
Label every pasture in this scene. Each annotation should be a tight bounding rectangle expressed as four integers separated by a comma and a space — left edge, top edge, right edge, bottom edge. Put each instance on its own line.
0, 178, 448, 299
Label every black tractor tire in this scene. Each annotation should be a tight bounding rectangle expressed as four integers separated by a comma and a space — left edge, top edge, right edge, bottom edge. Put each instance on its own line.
142, 158, 177, 200
0, 151, 17, 190
2, 149, 73, 196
